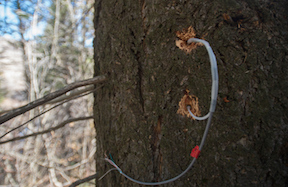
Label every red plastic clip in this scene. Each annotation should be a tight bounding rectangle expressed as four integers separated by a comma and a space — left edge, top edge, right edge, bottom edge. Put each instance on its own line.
190, 145, 201, 158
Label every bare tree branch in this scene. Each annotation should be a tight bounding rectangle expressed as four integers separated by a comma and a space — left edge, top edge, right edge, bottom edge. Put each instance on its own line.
69, 173, 98, 187
0, 75, 106, 124
63, 3, 94, 38
0, 86, 101, 139
0, 116, 93, 145
0, 100, 66, 139
60, 147, 96, 171
47, 85, 94, 104
0, 109, 13, 116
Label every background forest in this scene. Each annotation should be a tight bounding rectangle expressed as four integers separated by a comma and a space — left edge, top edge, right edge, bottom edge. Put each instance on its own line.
0, 0, 97, 186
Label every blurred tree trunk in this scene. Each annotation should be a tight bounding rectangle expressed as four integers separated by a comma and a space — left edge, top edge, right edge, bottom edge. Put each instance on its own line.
94, 0, 288, 186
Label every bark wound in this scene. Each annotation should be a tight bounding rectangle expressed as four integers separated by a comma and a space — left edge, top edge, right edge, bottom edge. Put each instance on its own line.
175, 26, 203, 54
177, 89, 201, 120
136, 51, 145, 111
133, 0, 148, 112
141, 0, 150, 41
93, 0, 102, 76
139, 0, 148, 112
280, 142, 288, 167
130, 29, 144, 111
151, 115, 163, 182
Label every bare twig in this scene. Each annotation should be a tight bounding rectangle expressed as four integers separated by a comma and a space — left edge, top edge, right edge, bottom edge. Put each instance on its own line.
47, 85, 94, 104
0, 109, 14, 116
61, 147, 96, 171
63, 3, 94, 38
69, 173, 98, 187
0, 75, 106, 124
0, 148, 50, 168
0, 116, 93, 145
98, 168, 118, 181
0, 86, 101, 139
0, 100, 65, 139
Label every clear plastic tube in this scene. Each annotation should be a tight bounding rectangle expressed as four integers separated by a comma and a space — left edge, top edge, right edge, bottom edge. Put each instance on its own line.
187, 106, 210, 120
187, 38, 219, 114
105, 113, 214, 186
103, 38, 219, 185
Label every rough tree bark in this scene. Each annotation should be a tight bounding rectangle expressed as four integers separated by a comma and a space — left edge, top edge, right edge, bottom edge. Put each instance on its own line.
94, 0, 288, 186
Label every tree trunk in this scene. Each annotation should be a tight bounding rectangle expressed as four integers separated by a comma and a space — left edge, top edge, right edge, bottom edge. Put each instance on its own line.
94, 0, 288, 186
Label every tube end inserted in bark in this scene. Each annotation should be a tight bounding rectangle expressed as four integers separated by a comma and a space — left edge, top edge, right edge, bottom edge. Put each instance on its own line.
176, 26, 203, 54
177, 89, 201, 120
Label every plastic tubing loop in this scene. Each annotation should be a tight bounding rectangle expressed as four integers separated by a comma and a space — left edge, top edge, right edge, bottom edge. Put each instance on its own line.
104, 38, 219, 185
186, 38, 219, 121
105, 113, 214, 186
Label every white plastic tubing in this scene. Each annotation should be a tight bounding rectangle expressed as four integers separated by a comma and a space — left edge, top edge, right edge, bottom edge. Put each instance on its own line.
104, 38, 219, 185
187, 38, 219, 120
